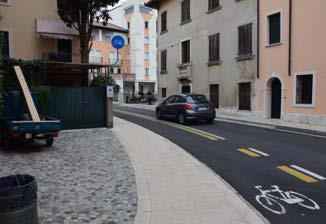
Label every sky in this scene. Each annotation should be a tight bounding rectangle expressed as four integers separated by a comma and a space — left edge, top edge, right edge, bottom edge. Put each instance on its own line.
109, 0, 150, 9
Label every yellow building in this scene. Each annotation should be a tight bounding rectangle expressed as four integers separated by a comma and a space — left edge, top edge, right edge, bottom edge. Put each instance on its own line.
0, 0, 81, 62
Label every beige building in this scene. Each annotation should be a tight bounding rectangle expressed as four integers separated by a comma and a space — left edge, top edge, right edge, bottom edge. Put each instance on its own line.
147, 0, 258, 114
0, 0, 81, 61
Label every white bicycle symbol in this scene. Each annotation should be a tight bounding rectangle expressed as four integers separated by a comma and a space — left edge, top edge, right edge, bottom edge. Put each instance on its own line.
255, 185, 320, 215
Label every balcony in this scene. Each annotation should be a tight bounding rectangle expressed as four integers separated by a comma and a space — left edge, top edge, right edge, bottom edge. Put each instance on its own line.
176, 62, 192, 81
43, 52, 81, 63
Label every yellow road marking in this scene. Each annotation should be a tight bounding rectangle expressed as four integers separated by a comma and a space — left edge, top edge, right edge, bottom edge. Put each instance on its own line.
114, 109, 220, 141
277, 166, 318, 183
238, 148, 261, 158
160, 121, 218, 141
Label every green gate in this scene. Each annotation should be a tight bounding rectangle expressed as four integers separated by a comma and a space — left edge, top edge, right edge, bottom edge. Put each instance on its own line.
44, 87, 106, 130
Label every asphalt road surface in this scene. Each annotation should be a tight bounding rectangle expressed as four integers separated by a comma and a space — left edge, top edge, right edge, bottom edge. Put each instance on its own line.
114, 105, 326, 224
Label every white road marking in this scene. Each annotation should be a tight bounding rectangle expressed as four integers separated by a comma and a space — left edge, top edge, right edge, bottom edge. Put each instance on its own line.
248, 148, 270, 157
290, 165, 326, 181
114, 109, 226, 140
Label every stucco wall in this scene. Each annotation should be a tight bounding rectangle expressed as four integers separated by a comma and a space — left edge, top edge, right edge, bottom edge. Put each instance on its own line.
157, 0, 258, 111
258, 0, 326, 125
0, 0, 79, 60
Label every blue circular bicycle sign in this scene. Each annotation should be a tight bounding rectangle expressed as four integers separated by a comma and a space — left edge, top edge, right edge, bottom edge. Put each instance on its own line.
111, 35, 125, 49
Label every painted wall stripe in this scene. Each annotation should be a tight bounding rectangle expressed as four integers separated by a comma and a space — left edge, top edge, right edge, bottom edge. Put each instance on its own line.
238, 148, 261, 158
290, 165, 326, 181
248, 148, 270, 157
277, 166, 318, 183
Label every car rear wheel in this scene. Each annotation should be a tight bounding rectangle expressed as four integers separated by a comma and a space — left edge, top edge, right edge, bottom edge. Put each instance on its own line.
156, 110, 162, 119
178, 113, 186, 125
207, 118, 215, 124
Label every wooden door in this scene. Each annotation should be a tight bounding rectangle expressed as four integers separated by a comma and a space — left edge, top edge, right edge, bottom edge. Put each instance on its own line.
209, 84, 219, 108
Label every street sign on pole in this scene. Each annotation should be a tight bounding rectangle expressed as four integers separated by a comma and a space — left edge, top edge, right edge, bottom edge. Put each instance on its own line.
111, 36, 125, 49
107, 86, 114, 98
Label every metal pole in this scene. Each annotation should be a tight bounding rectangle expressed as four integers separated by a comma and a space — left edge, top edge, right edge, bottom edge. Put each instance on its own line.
106, 86, 114, 128
106, 97, 113, 128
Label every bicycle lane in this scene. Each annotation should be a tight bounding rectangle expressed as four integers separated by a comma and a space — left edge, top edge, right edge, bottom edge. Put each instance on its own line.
114, 109, 326, 224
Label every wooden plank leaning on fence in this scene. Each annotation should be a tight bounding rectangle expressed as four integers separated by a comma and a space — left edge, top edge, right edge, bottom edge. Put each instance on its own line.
14, 66, 41, 121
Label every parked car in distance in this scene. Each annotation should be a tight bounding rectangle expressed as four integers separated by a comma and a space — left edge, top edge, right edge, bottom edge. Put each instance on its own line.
155, 94, 216, 124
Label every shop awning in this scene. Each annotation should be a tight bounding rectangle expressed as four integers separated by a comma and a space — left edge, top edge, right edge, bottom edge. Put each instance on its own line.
36, 19, 79, 40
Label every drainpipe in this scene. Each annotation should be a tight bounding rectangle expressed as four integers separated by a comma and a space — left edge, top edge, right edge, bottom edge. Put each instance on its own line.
256, 0, 260, 79
288, 0, 292, 76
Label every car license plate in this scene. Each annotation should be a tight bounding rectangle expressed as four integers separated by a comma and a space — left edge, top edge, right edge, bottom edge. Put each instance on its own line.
25, 133, 32, 139
198, 107, 208, 111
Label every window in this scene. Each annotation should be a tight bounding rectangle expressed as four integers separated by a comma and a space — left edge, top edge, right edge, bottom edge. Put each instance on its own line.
208, 33, 220, 62
186, 95, 209, 103
162, 88, 167, 98
161, 50, 167, 72
0, 0, 9, 4
173, 95, 187, 103
208, 0, 220, 11
239, 83, 251, 110
268, 12, 281, 45
105, 35, 112, 43
145, 21, 149, 29
182, 86, 191, 94
238, 23, 252, 57
161, 11, 167, 32
165, 95, 175, 103
181, 39, 190, 64
0, 31, 9, 57
145, 68, 149, 76
127, 37, 130, 45
145, 52, 149, 61
295, 74, 314, 105
144, 37, 149, 45
127, 22, 130, 29
181, 0, 191, 23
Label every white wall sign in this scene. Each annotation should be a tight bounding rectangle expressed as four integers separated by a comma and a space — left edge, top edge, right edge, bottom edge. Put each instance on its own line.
107, 86, 114, 98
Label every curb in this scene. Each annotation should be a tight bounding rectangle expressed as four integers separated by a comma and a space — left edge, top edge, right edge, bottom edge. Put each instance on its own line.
215, 116, 326, 137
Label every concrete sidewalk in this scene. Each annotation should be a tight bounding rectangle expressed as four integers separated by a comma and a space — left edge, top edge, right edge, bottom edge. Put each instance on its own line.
115, 103, 326, 135
113, 117, 268, 224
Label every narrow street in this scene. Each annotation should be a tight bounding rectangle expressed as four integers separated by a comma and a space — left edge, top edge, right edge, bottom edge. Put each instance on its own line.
114, 105, 326, 224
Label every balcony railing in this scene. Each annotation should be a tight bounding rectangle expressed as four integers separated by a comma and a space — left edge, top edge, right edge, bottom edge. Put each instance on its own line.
43, 52, 81, 63
109, 59, 123, 65
177, 62, 192, 80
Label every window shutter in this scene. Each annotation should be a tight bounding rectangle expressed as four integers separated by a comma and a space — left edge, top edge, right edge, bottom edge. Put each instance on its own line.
238, 24, 252, 56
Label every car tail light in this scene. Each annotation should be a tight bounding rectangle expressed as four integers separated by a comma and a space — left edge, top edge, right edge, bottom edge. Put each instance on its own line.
210, 103, 215, 110
11, 133, 21, 139
52, 132, 59, 137
184, 104, 193, 110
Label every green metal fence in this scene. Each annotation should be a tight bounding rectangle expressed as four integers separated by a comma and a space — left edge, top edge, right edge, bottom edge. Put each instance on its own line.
44, 87, 106, 130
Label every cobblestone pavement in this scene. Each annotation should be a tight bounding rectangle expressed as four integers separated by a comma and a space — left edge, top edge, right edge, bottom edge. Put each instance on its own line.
0, 129, 137, 224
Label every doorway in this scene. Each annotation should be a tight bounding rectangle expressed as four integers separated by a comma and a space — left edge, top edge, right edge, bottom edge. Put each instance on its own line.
271, 79, 281, 119
209, 84, 219, 108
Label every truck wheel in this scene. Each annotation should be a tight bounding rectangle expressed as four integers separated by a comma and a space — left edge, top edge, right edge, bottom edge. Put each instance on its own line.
46, 138, 54, 147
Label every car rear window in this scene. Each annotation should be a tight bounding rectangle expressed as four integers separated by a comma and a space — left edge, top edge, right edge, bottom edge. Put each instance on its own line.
186, 95, 209, 103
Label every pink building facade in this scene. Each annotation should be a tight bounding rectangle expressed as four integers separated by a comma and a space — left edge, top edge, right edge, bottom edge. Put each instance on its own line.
258, 0, 326, 126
